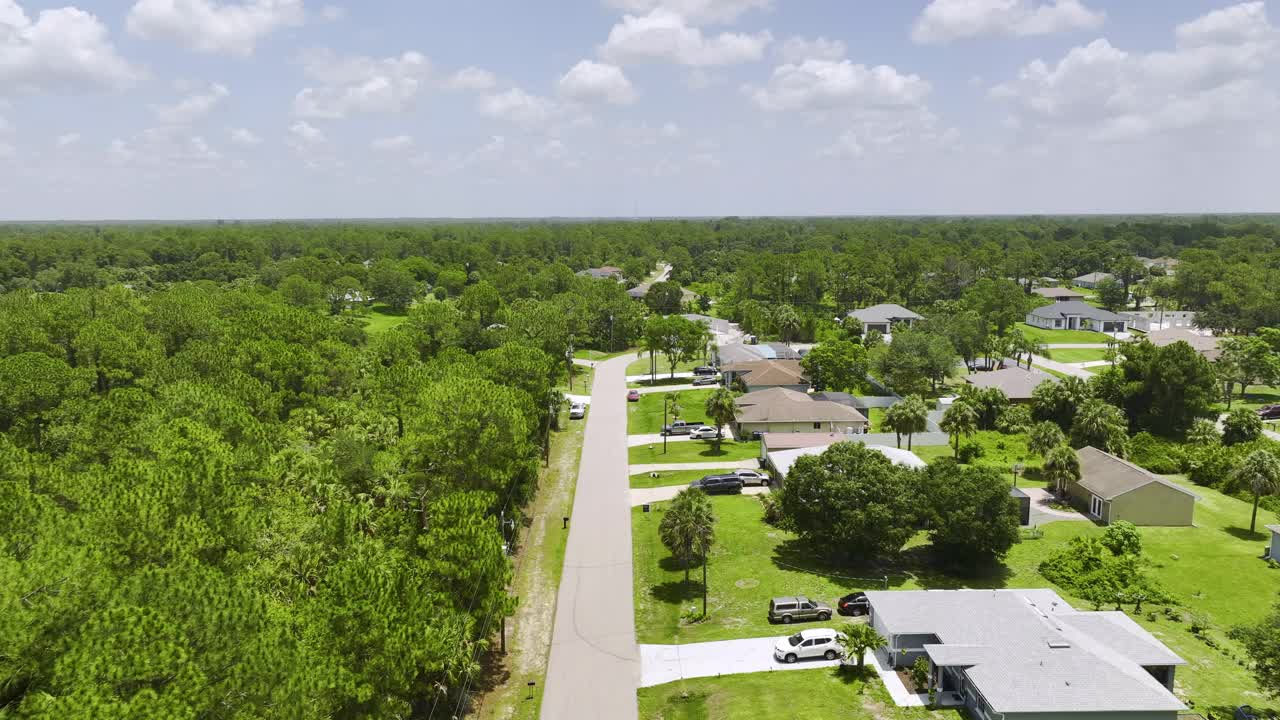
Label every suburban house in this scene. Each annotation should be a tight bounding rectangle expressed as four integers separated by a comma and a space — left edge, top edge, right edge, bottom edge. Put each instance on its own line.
1143, 327, 1221, 361
714, 342, 801, 366
576, 266, 624, 281
847, 303, 922, 336
766, 441, 924, 481
1147, 257, 1181, 273
865, 589, 1186, 719
1026, 301, 1129, 334
1068, 447, 1198, 526
1032, 286, 1086, 302
811, 391, 860, 409
1073, 271, 1115, 289
734, 388, 867, 436
1122, 310, 1198, 333
721, 359, 809, 392
1267, 525, 1280, 560
963, 367, 1058, 403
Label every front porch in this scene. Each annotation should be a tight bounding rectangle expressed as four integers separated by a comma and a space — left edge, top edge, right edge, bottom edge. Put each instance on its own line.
863, 648, 966, 709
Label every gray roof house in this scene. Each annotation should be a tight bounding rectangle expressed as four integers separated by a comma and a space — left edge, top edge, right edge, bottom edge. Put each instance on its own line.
1032, 286, 1087, 302
733, 387, 868, 436
964, 367, 1058, 402
1073, 271, 1115, 288
1069, 447, 1198, 526
1027, 301, 1128, 334
576, 266, 625, 281
847, 303, 922, 335
865, 589, 1186, 718
714, 342, 801, 366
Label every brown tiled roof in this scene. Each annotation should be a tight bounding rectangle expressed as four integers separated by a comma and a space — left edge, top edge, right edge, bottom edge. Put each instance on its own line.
964, 367, 1058, 400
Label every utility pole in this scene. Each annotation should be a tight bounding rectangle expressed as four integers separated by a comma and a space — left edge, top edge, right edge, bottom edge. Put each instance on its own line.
663, 395, 669, 454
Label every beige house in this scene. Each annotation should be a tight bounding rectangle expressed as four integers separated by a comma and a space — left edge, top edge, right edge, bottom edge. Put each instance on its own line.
1144, 328, 1222, 361
722, 359, 809, 392
734, 388, 868, 436
1068, 447, 1198, 526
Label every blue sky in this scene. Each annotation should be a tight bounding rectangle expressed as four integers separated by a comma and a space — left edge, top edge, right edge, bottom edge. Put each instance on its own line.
1, 0, 1277, 219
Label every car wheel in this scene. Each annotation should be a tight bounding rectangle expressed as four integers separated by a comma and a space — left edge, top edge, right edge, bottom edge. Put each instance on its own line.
784, 653, 798, 664
762, 479, 770, 486
818, 611, 830, 621
781, 615, 792, 624
824, 650, 838, 661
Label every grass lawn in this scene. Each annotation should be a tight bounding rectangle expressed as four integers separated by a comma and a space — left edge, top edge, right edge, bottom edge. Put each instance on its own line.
627, 352, 709, 378
573, 348, 636, 361
638, 666, 963, 720
632, 475, 1280, 710
629, 440, 760, 466
628, 389, 715, 435
361, 304, 409, 335
1031, 364, 1073, 380
1043, 348, 1110, 363
914, 431, 1041, 476
1017, 322, 1112, 344
1225, 386, 1280, 413
558, 364, 594, 395
630, 468, 743, 489
867, 407, 886, 432
629, 376, 703, 389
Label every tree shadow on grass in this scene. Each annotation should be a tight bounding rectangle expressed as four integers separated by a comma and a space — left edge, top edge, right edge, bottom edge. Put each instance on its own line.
659, 556, 706, 573
831, 664, 877, 689
650, 579, 705, 604
770, 538, 1014, 592
1224, 525, 1269, 543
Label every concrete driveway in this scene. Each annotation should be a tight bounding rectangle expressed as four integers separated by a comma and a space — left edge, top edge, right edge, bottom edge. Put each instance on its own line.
635, 383, 701, 394
1020, 486, 1090, 525
627, 371, 695, 383
630, 485, 770, 507
639, 636, 842, 687
627, 433, 696, 447
629, 460, 760, 475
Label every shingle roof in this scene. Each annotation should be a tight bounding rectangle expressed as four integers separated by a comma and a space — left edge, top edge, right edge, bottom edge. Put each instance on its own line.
1074, 271, 1115, 283
736, 391, 865, 424
735, 387, 810, 407
964, 367, 1059, 400
1028, 301, 1126, 323
723, 360, 808, 387
683, 314, 734, 336
1267, 524, 1280, 535
847, 303, 922, 324
864, 589, 1185, 714
1144, 328, 1221, 360
716, 343, 800, 364
1075, 446, 1199, 501
761, 432, 862, 452
767, 442, 925, 478
1032, 287, 1087, 300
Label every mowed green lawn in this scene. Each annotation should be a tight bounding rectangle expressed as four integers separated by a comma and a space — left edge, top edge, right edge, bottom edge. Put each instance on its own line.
630, 468, 743, 489
627, 352, 708, 378
1017, 322, 1112, 344
638, 667, 963, 720
574, 348, 634, 361
1228, 386, 1280, 412
361, 304, 409, 335
627, 389, 714, 434
628, 440, 760, 465
1043, 348, 1111, 363
913, 431, 1041, 478
632, 477, 1280, 710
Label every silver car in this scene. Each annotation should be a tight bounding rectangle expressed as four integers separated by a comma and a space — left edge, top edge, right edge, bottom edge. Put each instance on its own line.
568, 402, 586, 419
734, 469, 770, 486
773, 628, 844, 663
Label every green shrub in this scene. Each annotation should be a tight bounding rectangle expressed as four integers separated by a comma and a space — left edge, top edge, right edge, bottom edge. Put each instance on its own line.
957, 443, 986, 464
910, 656, 931, 690
1128, 432, 1187, 474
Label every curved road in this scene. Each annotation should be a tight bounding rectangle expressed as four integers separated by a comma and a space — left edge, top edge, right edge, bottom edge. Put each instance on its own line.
542, 354, 640, 720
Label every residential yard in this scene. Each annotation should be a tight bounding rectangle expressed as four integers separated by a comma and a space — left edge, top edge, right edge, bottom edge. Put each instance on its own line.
630, 468, 743, 489
1221, 386, 1280, 413
913, 431, 1041, 477
1017, 322, 1112, 344
627, 389, 715, 434
557, 364, 594, 395
360, 304, 409, 335
638, 667, 964, 720
574, 348, 634, 361
631, 476, 1280, 711
1043, 348, 1111, 363
629, 376, 703, 389
629, 439, 760, 465
1031, 364, 1073, 380
867, 407, 886, 432
627, 352, 709, 379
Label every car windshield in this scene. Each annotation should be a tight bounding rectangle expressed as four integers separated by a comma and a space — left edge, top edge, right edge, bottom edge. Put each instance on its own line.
787, 633, 803, 647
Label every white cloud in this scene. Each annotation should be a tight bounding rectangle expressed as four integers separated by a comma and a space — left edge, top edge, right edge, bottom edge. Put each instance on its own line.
0, 142, 13, 159
127, 0, 304, 56
318, 4, 344, 22
229, 127, 261, 145
820, 112, 959, 159
478, 88, 561, 129
371, 134, 413, 151
747, 59, 931, 112
619, 121, 683, 145
0, 1, 141, 92
426, 134, 507, 175
990, 2, 1279, 143
912, 0, 1104, 44
293, 49, 430, 118
600, 9, 772, 66
779, 36, 846, 64
108, 127, 222, 169
558, 59, 636, 105
288, 120, 324, 146
442, 66, 496, 91
154, 83, 229, 124
55, 132, 80, 147
603, 0, 771, 24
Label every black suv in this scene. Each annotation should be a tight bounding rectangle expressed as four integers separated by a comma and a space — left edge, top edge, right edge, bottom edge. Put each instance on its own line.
692, 366, 718, 376
690, 474, 743, 495
1259, 405, 1280, 420
837, 591, 869, 616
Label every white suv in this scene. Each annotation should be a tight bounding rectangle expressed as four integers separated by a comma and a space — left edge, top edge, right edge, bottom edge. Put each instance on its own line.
688, 426, 719, 440
774, 628, 844, 664
734, 469, 770, 486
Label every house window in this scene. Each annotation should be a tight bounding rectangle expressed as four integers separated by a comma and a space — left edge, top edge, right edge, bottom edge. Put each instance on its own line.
1090, 495, 1103, 518
813, 422, 822, 430
1054, 319, 1062, 328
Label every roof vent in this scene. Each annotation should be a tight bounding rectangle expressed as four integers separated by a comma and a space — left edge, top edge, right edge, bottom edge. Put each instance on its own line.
1048, 640, 1071, 649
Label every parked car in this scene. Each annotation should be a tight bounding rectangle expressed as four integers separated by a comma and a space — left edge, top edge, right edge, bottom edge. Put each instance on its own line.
688, 426, 720, 440
837, 591, 869, 616
692, 366, 717, 376
1259, 405, 1280, 420
662, 420, 694, 436
774, 628, 843, 664
627, 390, 641, 402
768, 596, 832, 624
692, 375, 721, 386
734, 469, 770, 486
690, 474, 743, 495
568, 403, 586, 419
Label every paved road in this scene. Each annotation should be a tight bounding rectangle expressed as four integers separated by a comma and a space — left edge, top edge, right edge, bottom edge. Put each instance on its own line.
1027, 353, 1095, 379
639, 636, 842, 687
630, 485, 770, 507
542, 355, 640, 720
629, 459, 760, 475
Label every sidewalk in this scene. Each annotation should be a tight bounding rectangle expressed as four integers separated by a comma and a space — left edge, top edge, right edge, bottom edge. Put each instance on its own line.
1028, 353, 1094, 379
629, 460, 760, 475
630, 485, 769, 507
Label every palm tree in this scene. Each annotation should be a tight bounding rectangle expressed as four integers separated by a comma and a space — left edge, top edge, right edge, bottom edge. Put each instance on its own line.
1070, 399, 1129, 457
703, 388, 739, 452
1012, 333, 1046, 370
1043, 444, 1081, 496
888, 395, 930, 450
1231, 449, 1280, 533
658, 489, 717, 616
1029, 420, 1066, 459
1187, 418, 1220, 446
940, 400, 978, 458
838, 622, 886, 669
773, 304, 801, 345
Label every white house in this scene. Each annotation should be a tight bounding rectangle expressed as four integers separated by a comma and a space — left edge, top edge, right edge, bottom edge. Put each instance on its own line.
1026, 301, 1128, 334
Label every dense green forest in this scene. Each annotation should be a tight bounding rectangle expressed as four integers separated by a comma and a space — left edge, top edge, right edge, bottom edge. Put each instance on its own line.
2, 217, 1280, 718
